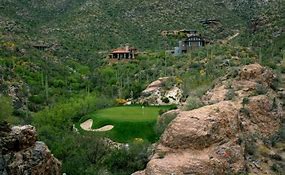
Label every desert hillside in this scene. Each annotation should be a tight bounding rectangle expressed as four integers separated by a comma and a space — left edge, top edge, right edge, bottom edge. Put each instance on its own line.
0, 0, 284, 174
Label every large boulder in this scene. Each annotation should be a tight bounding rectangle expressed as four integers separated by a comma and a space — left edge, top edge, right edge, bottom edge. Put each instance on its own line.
143, 139, 245, 175
160, 101, 240, 150
133, 64, 284, 175
0, 123, 61, 175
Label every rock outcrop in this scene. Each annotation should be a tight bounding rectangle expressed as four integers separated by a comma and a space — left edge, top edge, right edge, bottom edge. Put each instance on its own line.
135, 77, 183, 105
0, 122, 61, 175
133, 64, 284, 175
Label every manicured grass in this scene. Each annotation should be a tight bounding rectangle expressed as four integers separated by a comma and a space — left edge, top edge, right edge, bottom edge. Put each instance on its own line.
80, 106, 172, 143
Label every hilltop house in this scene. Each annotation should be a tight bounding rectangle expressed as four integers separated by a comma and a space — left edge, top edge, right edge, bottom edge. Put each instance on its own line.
174, 30, 207, 55
109, 45, 137, 60
161, 29, 195, 37
32, 41, 59, 51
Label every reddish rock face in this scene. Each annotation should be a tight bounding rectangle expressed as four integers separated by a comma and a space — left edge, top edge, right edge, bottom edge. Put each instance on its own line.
133, 64, 284, 175
0, 123, 61, 175
161, 101, 240, 150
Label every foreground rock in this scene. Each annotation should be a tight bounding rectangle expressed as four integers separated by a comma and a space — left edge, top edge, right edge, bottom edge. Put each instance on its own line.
133, 64, 284, 175
0, 122, 61, 175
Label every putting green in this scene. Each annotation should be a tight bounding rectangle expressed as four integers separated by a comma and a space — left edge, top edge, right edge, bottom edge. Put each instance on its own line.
80, 106, 172, 143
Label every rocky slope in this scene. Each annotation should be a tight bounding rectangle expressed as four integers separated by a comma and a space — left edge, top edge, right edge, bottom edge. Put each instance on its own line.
135, 77, 183, 105
0, 122, 61, 175
134, 64, 285, 175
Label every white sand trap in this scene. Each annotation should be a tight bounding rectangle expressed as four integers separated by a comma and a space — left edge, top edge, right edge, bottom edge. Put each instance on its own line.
95, 125, 114, 132
80, 119, 114, 132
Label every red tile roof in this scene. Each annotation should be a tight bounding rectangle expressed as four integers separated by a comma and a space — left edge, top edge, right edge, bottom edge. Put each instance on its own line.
112, 49, 130, 54
111, 47, 136, 54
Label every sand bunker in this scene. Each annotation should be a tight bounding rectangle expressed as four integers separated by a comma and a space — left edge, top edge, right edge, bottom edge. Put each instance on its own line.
80, 119, 114, 132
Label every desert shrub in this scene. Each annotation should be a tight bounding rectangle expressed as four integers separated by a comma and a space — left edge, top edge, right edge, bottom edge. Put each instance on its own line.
270, 72, 281, 90
264, 60, 278, 69
161, 77, 176, 90
0, 95, 14, 123
57, 133, 111, 175
271, 98, 278, 111
184, 96, 203, 111
29, 95, 45, 104
279, 124, 285, 141
240, 57, 254, 65
269, 153, 282, 161
240, 107, 251, 117
244, 139, 257, 156
255, 83, 268, 95
225, 81, 233, 89
271, 163, 282, 173
105, 143, 151, 175
242, 97, 250, 107
225, 89, 236, 100
115, 98, 128, 105
267, 124, 285, 147
228, 67, 240, 78
281, 64, 285, 73
257, 145, 271, 157
189, 62, 203, 69
95, 96, 114, 109
161, 97, 170, 104
33, 93, 105, 131
157, 151, 166, 159
184, 83, 212, 99
155, 111, 178, 135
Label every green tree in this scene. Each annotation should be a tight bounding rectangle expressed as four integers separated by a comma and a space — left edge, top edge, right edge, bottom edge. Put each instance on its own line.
105, 143, 151, 175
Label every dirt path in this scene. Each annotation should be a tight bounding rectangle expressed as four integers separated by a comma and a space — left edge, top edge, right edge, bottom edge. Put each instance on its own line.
221, 31, 240, 44
80, 119, 114, 132
227, 32, 240, 41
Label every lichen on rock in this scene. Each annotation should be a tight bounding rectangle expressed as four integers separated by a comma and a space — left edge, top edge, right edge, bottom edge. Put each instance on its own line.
0, 122, 61, 175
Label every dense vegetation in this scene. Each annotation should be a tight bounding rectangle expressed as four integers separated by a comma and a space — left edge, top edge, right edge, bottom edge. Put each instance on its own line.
0, 0, 245, 50
0, 0, 284, 174
0, 95, 13, 122
1, 0, 283, 113
237, 0, 285, 66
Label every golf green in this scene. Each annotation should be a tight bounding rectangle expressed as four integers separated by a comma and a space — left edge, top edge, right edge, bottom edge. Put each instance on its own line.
80, 106, 171, 143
